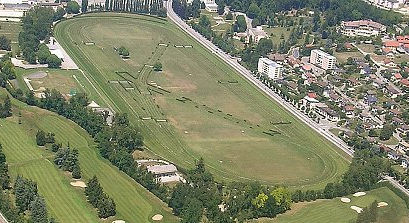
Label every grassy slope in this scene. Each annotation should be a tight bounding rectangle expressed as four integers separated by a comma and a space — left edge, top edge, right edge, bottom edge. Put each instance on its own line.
0, 92, 177, 223
54, 13, 349, 189
254, 187, 409, 223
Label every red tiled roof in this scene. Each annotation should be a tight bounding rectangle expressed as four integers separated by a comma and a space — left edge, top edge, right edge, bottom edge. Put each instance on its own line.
400, 79, 409, 87
384, 40, 400, 48
395, 73, 402, 79
307, 92, 317, 99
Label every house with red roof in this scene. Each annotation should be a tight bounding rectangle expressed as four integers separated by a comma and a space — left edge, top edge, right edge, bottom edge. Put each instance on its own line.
400, 79, 409, 88
384, 40, 400, 49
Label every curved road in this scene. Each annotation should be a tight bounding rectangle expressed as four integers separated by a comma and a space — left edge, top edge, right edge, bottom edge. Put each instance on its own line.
165, 0, 409, 196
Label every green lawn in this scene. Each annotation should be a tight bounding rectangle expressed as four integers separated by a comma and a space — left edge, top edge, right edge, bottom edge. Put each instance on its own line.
0, 91, 177, 223
54, 13, 349, 189
254, 187, 409, 223
0, 21, 21, 42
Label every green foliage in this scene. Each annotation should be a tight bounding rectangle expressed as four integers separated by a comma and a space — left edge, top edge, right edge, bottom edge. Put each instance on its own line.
14, 176, 38, 213
19, 6, 54, 64
379, 124, 395, 141
0, 95, 11, 118
35, 130, 54, 146
66, 1, 80, 14
117, 46, 129, 57
72, 163, 81, 179
226, 12, 233, 20
0, 35, 11, 51
82, 0, 88, 13
105, 0, 166, 17
153, 62, 162, 71
234, 15, 247, 32
29, 196, 48, 223
37, 44, 51, 64
46, 54, 62, 68
53, 7, 66, 21
54, 147, 80, 172
0, 144, 9, 190
85, 176, 116, 218
356, 200, 378, 223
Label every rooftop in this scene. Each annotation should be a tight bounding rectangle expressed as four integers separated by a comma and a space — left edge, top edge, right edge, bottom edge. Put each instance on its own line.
147, 164, 178, 175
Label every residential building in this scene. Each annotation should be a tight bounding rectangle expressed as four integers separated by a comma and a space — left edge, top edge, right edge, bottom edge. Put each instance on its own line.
257, 58, 283, 80
147, 164, 182, 183
310, 49, 336, 70
247, 26, 268, 44
201, 0, 217, 12
367, 0, 406, 9
340, 20, 386, 37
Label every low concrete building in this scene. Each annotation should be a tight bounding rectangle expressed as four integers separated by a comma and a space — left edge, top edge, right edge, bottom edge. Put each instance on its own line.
147, 164, 183, 183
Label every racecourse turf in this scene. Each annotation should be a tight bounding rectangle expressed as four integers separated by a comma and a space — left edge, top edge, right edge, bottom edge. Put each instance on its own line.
0, 92, 177, 223
54, 13, 349, 189
255, 187, 409, 223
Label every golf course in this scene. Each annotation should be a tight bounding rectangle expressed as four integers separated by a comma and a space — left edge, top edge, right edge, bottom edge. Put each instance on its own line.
257, 187, 409, 223
0, 90, 177, 222
54, 13, 349, 189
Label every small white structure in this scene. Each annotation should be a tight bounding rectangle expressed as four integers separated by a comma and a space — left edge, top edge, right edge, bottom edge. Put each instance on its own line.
310, 49, 336, 70
247, 26, 268, 44
257, 58, 283, 80
87, 101, 114, 125
340, 20, 386, 37
201, 0, 217, 12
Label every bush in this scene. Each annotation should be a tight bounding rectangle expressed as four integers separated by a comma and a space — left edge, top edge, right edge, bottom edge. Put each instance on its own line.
153, 62, 162, 71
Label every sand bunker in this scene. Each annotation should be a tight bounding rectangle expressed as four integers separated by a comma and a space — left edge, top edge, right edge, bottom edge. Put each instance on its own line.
70, 180, 86, 188
341, 198, 351, 203
377, 202, 388, 207
350, 205, 363, 213
152, 214, 163, 221
112, 221, 125, 223
26, 71, 47, 79
353, 192, 366, 197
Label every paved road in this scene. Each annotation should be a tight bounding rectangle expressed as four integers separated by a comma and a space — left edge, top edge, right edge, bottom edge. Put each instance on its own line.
165, 1, 409, 196
0, 212, 8, 223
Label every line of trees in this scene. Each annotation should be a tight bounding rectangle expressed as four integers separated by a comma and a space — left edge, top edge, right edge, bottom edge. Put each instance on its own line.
85, 176, 116, 218
19, 7, 62, 67
14, 176, 55, 223
0, 96, 11, 119
0, 54, 16, 88
223, 0, 402, 27
104, 0, 167, 17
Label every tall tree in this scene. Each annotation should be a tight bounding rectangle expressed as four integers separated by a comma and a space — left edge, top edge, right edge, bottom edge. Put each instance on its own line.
29, 196, 48, 223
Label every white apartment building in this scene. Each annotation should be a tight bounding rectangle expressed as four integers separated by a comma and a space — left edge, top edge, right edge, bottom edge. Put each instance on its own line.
340, 20, 386, 37
367, 0, 406, 9
310, 49, 336, 70
258, 58, 283, 80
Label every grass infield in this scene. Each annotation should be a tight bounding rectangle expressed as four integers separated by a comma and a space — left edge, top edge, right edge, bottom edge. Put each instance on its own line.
54, 13, 349, 189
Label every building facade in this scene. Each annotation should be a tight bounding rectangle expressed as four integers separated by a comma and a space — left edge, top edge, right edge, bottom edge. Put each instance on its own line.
367, 0, 406, 9
340, 20, 386, 37
257, 58, 283, 80
310, 49, 336, 70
